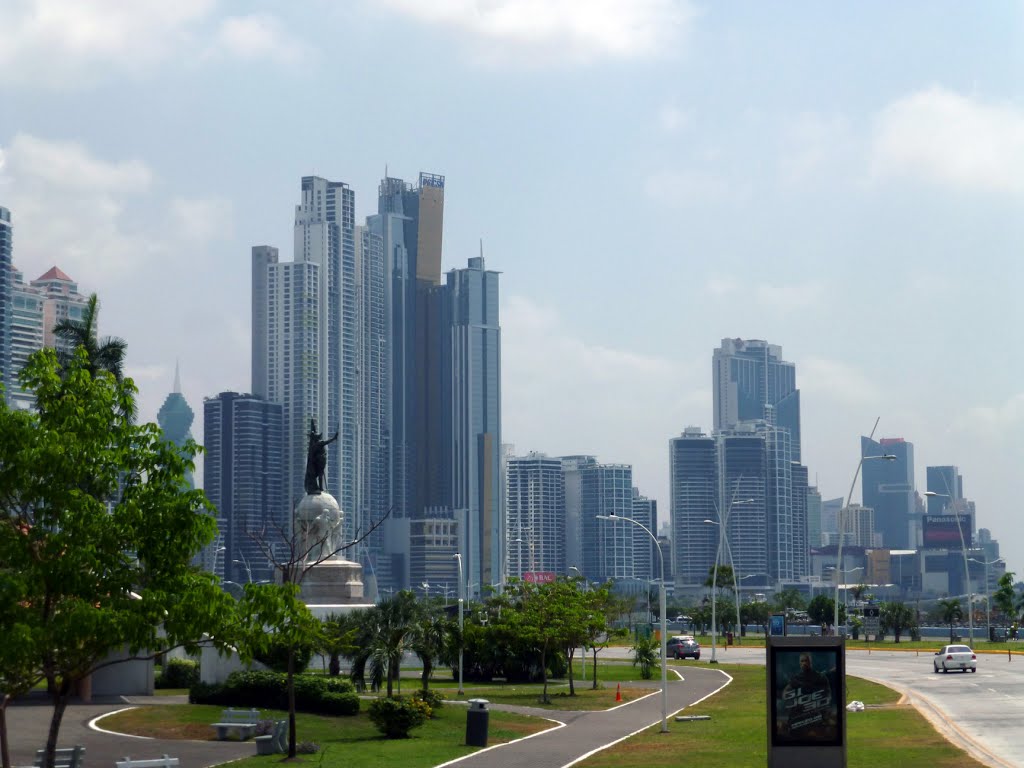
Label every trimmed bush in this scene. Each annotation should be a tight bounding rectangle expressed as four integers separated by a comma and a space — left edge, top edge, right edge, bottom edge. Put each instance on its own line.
368, 697, 430, 738
157, 658, 199, 689
188, 670, 358, 716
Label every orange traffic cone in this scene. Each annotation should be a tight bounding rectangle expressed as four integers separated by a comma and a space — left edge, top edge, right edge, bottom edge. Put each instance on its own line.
615, 683, 622, 702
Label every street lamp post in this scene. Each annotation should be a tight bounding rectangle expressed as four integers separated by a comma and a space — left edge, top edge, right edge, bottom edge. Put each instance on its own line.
704, 496, 753, 657
597, 514, 668, 733
925, 491, 974, 645
835, 451, 897, 634
452, 554, 464, 695
827, 566, 864, 627
569, 566, 587, 680
969, 556, 1003, 642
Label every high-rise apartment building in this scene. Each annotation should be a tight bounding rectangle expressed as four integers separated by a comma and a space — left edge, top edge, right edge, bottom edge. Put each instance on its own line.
579, 461, 634, 583
506, 452, 566, 577
632, 488, 657, 581
8, 266, 89, 410
713, 338, 801, 461
669, 429, 717, 586
926, 465, 962, 514
203, 392, 285, 584
0, 207, 11, 403
862, 436, 915, 549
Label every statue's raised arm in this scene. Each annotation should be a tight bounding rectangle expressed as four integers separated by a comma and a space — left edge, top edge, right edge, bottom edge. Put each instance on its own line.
304, 419, 338, 494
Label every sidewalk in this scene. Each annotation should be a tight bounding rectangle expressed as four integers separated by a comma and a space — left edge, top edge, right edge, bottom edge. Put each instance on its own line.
440, 667, 731, 768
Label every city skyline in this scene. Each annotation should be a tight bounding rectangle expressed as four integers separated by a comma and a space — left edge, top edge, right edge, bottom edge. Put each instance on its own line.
0, 3, 1020, 571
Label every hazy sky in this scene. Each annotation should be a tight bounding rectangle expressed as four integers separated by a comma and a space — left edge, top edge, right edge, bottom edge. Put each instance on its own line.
2, 2, 1022, 572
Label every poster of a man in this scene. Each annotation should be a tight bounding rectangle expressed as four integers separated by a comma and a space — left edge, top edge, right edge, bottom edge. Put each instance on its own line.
772, 650, 839, 744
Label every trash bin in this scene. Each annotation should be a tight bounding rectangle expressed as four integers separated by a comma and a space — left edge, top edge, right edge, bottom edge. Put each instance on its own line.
466, 698, 490, 747
726, 632, 734, 646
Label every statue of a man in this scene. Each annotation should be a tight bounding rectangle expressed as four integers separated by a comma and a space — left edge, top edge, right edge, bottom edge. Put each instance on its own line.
304, 419, 339, 495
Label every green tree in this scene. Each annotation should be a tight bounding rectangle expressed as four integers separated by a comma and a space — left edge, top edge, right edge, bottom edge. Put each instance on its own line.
938, 598, 963, 642
993, 572, 1018, 623
631, 633, 659, 679
880, 601, 917, 643
581, 583, 623, 690
0, 348, 237, 768
704, 564, 736, 593
52, 293, 128, 382
742, 599, 771, 635
349, 591, 419, 697
408, 605, 454, 692
772, 588, 807, 613
807, 594, 844, 628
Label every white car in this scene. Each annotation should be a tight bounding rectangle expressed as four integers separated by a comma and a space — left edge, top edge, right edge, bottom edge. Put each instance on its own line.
933, 644, 977, 673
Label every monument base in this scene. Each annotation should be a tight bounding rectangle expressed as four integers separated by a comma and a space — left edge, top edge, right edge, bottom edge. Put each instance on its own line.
300, 558, 364, 604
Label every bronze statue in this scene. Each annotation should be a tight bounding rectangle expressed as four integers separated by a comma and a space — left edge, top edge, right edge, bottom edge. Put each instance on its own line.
304, 419, 339, 495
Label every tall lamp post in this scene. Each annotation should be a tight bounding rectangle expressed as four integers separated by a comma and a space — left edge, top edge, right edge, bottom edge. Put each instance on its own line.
452, 554, 464, 695
835, 449, 896, 634
597, 514, 668, 733
968, 556, 1003, 642
925, 491, 974, 645
704, 496, 754, 657
827, 566, 863, 627
569, 566, 587, 680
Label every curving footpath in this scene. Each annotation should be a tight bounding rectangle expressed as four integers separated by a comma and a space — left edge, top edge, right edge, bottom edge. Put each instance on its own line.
8, 672, 731, 768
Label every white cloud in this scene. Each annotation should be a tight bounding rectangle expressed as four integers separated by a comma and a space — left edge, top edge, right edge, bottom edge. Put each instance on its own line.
870, 86, 1024, 192
214, 14, 308, 63
779, 112, 853, 187
960, 392, 1024, 439
6, 134, 152, 191
659, 104, 692, 133
754, 281, 826, 312
376, 0, 695, 65
0, 0, 216, 87
170, 197, 235, 242
798, 357, 884, 406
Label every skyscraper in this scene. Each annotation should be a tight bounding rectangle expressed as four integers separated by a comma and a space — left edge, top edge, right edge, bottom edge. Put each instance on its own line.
157, 363, 195, 487
203, 392, 285, 584
862, 436, 915, 549
669, 429, 717, 587
448, 255, 502, 594
506, 452, 565, 577
579, 461, 634, 583
926, 465, 962, 514
713, 338, 801, 460
0, 207, 12, 403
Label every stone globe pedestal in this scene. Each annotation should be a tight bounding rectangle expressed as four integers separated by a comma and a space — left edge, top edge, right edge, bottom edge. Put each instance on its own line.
295, 492, 364, 605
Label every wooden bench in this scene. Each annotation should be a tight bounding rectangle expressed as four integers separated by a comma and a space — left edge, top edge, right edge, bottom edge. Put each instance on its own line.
255, 719, 287, 755
210, 708, 261, 741
34, 747, 85, 768
115, 756, 179, 768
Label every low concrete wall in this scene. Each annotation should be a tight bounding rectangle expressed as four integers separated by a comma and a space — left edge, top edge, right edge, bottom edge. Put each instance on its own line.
91, 648, 155, 696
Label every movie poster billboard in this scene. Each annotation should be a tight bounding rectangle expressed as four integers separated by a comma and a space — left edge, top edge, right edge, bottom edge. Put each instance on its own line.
922, 515, 972, 549
769, 646, 844, 747
769, 614, 786, 637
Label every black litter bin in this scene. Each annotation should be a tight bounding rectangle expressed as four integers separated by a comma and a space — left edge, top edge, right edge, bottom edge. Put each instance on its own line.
466, 698, 489, 747
726, 632, 734, 645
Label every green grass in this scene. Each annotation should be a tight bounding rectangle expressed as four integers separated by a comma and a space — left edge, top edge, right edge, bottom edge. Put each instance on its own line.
100, 702, 553, 767
576, 664, 986, 768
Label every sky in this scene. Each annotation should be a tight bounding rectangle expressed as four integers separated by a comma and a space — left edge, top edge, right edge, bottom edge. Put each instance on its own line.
1, 1, 1022, 572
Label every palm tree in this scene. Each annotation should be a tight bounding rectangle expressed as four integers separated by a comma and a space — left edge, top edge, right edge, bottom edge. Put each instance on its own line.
939, 598, 963, 643
53, 293, 127, 381
350, 591, 419, 697
409, 608, 454, 691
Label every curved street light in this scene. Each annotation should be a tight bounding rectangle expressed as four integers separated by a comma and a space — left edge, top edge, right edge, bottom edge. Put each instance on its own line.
452, 554, 464, 695
569, 566, 587, 680
968, 556, 1004, 641
704, 495, 754, 659
835, 450, 896, 633
597, 513, 668, 733
925, 491, 974, 645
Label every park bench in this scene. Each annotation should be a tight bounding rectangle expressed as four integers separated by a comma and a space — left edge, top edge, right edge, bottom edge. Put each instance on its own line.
34, 746, 85, 768
209, 708, 261, 741
255, 719, 288, 755
115, 756, 179, 768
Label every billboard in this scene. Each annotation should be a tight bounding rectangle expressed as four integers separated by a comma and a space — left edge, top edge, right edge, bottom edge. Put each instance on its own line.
769, 646, 843, 747
523, 571, 556, 584
923, 515, 972, 549
770, 614, 787, 637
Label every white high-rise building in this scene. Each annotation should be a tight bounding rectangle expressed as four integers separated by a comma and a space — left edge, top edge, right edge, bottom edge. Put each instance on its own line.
506, 452, 565, 578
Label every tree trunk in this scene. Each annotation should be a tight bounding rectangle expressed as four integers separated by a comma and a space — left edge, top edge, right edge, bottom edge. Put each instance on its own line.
44, 680, 72, 768
1, 695, 11, 768
421, 659, 431, 691
567, 650, 575, 696
328, 653, 340, 676
591, 649, 599, 690
540, 646, 549, 704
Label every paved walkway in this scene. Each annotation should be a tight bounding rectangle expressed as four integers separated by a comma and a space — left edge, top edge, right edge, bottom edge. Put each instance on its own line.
8, 669, 731, 768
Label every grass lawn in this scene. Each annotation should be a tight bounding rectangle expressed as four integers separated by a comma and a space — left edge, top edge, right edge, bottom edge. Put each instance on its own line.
100, 703, 554, 768
577, 664, 987, 768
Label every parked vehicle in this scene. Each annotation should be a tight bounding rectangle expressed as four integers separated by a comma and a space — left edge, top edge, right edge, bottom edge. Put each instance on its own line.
933, 644, 977, 673
666, 636, 701, 660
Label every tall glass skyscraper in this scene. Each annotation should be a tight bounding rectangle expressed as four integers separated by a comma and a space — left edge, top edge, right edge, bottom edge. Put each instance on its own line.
157, 363, 195, 488
203, 391, 285, 584
862, 436, 915, 549
506, 452, 565, 577
713, 338, 801, 461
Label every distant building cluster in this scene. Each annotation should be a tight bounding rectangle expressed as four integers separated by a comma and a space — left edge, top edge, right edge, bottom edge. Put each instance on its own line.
0, 194, 1002, 606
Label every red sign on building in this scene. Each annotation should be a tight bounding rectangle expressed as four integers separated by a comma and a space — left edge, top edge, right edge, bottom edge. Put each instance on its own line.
523, 571, 557, 584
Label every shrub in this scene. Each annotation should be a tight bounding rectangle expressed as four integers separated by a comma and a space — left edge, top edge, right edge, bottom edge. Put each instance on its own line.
368, 696, 430, 738
189, 681, 228, 705
254, 636, 314, 674
315, 691, 360, 716
157, 658, 199, 689
189, 670, 358, 716
411, 688, 444, 713
296, 742, 319, 754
